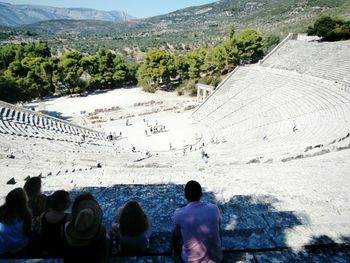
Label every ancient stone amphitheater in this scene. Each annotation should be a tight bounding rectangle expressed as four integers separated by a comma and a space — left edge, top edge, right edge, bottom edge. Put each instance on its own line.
1, 34, 350, 262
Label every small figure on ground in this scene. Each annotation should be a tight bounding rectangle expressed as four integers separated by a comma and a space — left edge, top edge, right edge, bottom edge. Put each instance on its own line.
40, 190, 71, 257
169, 143, 172, 151
293, 124, 298, 132
111, 201, 151, 254
62, 193, 109, 263
0, 188, 32, 256
201, 149, 205, 159
6, 153, 15, 159
173, 181, 222, 263
204, 153, 209, 164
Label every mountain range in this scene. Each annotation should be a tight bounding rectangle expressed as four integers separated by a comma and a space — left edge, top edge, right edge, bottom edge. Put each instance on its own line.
0, 0, 349, 56
0, 2, 134, 26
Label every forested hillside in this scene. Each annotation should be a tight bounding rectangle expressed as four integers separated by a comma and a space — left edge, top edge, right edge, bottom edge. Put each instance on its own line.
0, 0, 349, 104
0, 26, 266, 102
1, 0, 349, 56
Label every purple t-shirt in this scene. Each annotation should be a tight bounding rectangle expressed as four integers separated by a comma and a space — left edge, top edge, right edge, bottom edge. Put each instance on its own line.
174, 201, 223, 263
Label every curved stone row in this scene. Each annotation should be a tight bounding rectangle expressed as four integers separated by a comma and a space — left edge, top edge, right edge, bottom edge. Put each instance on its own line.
192, 66, 350, 161
0, 101, 105, 144
261, 38, 350, 88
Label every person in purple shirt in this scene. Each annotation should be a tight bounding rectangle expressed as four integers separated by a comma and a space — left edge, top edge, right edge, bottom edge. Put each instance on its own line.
173, 181, 223, 263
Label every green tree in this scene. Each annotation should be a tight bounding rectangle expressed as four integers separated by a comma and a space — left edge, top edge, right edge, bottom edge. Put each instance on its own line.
137, 49, 176, 92
21, 57, 49, 98
307, 16, 337, 38
235, 29, 264, 63
95, 48, 116, 89
229, 23, 236, 39
222, 38, 239, 69
125, 62, 138, 85
174, 55, 190, 81
58, 51, 84, 94
184, 48, 206, 80
4, 57, 51, 100
204, 44, 229, 72
0, 75, 23, 102
0, 44, 18, 70
307, 16, 350, 40
113, 54, 129, 86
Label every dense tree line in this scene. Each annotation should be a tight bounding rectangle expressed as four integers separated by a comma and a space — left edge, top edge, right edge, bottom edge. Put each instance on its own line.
137, 26, 265, 94
0, 25, 269, 102
307, 16, 350, 41
0, 43, 137, 102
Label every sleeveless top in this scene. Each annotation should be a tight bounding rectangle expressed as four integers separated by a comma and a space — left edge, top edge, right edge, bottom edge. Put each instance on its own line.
41, 212, 68, 256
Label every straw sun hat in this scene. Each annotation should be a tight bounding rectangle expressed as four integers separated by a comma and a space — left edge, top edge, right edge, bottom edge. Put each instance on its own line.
65, 199, 102, 246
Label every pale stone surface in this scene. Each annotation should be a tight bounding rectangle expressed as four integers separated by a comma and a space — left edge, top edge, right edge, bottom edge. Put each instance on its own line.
0, 36, 350, 261
261, 38, 350, 87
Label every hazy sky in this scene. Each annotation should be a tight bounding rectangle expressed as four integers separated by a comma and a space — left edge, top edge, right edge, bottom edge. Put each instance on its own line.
4, 0, 217, 18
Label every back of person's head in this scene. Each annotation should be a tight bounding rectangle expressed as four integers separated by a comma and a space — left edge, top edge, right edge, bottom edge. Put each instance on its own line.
24, 177, 42, 198
119, 201, 149, 237
185, 180, 202, 202
47, 190, 70, 212
70, 193, 96, 222
0, 188, 32, 233
65, 193, 103, 244
71, 192, 94, 213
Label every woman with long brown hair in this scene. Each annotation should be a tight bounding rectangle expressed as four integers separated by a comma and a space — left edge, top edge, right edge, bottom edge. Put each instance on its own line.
0, 188, 32, 255
111, 201, 150, 254
24, 176, 47, 219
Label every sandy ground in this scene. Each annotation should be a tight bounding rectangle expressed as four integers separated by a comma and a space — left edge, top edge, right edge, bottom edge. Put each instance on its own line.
27, 87, 200, 152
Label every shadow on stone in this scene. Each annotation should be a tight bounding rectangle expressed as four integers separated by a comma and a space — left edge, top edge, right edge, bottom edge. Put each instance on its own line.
42, 111, 68, 120
56, 183, 305, 258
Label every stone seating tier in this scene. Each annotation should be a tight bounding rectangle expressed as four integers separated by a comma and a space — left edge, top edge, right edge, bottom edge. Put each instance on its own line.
191, 66, 350, 162
0, 101, 107, 145
260, 39, 350, 88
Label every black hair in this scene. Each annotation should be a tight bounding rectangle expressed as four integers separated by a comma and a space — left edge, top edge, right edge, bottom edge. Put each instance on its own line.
0, 188, 32, 236
24, 177, 42, 198
184, 180, 202, 202
47, 190, 70, 211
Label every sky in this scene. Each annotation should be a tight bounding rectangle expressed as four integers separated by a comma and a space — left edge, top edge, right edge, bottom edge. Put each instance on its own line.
4, 0, 217, 18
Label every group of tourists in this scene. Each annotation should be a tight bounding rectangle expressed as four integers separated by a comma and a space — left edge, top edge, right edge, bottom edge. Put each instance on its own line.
145, 124, 166, 137
0, 178, 223, 262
